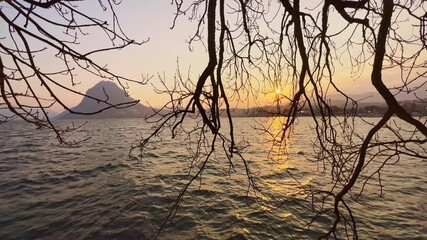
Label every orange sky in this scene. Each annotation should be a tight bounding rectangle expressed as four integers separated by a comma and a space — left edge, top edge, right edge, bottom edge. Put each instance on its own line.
2, 0, 425, 112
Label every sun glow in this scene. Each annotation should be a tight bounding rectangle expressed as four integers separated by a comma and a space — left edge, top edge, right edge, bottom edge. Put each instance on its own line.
275, 88, 281, 95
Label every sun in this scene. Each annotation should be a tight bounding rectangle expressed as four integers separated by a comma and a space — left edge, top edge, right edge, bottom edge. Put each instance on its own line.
275, 88, 281, 95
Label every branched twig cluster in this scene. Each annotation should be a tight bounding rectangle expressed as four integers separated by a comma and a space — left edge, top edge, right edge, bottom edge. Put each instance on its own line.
0, 0, 148, 143
2, 0, 426, 239
136, 0, 427, 239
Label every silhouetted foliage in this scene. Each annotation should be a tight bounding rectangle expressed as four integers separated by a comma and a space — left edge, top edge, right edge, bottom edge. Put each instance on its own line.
2, 1, 426, 239
0, 0, 147, 143
130, 1, 427, 239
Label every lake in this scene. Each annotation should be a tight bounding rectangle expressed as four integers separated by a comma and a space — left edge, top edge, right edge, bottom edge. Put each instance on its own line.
0, 117, 426, 239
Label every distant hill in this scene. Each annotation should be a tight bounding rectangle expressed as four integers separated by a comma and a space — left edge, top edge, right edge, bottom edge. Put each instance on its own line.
57, 81, 155, 119
328, 86, 427, 107
1, 108, 59, 120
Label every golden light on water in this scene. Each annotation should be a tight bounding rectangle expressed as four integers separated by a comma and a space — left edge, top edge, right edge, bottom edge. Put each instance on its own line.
258, 117, 319, 199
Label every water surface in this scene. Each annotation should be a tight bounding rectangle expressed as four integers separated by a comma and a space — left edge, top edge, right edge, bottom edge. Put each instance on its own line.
0, 118, 425, 239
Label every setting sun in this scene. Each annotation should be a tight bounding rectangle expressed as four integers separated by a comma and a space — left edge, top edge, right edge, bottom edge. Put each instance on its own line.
275, 88, 281, 95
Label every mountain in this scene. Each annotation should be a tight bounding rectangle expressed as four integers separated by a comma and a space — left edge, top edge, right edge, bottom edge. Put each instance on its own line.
0, 109, 14, 118
58, 81, 155, 119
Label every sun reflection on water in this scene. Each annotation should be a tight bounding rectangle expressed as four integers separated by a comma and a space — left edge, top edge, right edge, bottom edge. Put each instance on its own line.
255, 116, 313, 199
262, 116, 291, 163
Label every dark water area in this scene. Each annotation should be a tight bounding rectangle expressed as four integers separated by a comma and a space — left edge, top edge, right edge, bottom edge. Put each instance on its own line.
0, 118, 426, 239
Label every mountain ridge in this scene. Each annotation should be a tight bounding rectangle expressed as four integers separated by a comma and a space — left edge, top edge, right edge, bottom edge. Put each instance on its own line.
57, 81, 155, 119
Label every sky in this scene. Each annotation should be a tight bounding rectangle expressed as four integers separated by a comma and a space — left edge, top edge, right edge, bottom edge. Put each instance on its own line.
1, 0, 210, 112
96, 1, 426, 107
1, 0, 426, 113
54, 0, 210, 109
60, 0, 366, 108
